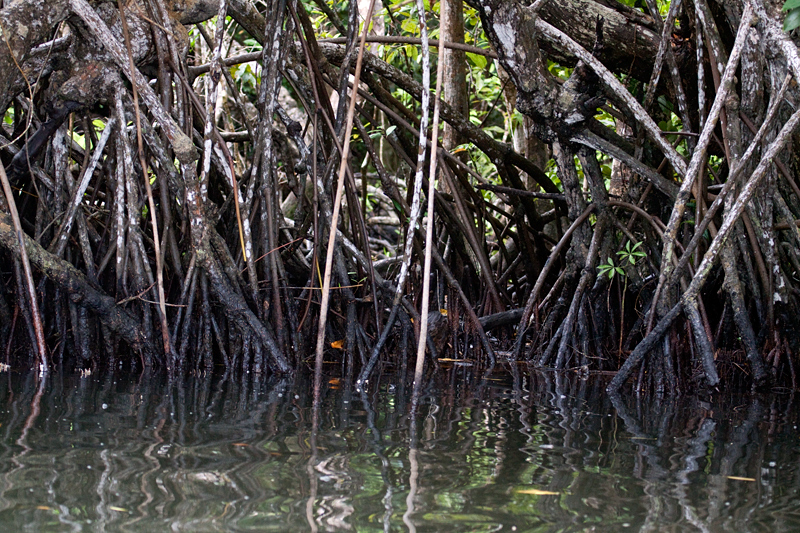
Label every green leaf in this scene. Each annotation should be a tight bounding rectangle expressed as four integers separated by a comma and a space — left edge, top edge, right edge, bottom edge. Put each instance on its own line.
598, 258, 619, 280
783, 0, 800, 11
401, 18, 418, 34
786, 8, 800, 31
466, 52, 487, 69
385, 125, 396, 136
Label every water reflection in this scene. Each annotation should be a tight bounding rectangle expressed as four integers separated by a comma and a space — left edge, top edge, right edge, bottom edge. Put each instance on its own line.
0, 367, 798, 531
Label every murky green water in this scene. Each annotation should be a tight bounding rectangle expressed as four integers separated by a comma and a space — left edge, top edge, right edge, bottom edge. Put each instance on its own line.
0, 366, 798, 532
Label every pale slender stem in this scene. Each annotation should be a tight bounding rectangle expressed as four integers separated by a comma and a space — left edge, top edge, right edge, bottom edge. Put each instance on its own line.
314, 0, 379, 361
355, 0, 433, 389
0, 162, 47, 370
414, 0, 447, 391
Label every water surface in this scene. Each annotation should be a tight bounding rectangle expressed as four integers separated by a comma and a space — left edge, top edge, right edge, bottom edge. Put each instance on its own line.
0, 367, 798, 532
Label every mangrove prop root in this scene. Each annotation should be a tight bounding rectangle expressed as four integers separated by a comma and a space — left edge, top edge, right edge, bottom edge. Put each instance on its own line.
0, 0, 798, 395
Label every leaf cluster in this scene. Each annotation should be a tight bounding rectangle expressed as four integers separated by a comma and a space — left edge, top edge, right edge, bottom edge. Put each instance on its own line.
598, 241, 645, 280
783, 0, 800, 31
